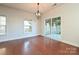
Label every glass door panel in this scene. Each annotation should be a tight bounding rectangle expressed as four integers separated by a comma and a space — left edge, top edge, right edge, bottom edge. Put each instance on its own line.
44, 17, 61, 40
45, 18, 51, 38
51, 17, 61, 40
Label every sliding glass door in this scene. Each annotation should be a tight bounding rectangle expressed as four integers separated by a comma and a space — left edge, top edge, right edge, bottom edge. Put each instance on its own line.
51, 17, 61, 40
44, 17, 61, 40
44, 18, 51, 37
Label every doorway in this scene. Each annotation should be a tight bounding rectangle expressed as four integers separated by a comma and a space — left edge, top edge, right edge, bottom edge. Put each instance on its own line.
44, 17, 61, 40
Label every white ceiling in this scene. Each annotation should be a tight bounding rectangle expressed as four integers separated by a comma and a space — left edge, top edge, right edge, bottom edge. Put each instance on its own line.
0, 3, 62, 14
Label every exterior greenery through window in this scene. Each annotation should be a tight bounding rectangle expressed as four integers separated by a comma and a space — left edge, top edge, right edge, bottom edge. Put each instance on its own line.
0, 16, 6, 35
45, 17, 61, 39
52, 17, 61, 34
24, 20, 32, 33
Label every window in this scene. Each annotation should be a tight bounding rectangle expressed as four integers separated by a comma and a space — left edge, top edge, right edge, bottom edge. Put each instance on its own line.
0, 16, 6, 35
24, 20, 32, 33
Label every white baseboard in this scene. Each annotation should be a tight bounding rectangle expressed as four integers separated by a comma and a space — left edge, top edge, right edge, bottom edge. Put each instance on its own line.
0, 35, 79, 48
59, 40, 79, 47
0, 34, 39, 42
41, 35, 79, 47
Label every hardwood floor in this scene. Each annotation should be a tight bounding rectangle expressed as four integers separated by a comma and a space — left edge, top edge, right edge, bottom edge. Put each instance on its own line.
0, 35, 79, 55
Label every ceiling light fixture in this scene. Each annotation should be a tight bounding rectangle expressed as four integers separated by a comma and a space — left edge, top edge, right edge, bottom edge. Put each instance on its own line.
35, 3, 41, 17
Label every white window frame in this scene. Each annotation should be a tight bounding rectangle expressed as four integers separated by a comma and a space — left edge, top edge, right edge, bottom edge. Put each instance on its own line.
0, 16, 6, 35
24, 20, 32, 33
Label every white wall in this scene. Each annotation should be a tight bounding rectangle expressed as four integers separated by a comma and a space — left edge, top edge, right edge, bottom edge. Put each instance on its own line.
41, 4, 79, 47
0, 5, 39, 42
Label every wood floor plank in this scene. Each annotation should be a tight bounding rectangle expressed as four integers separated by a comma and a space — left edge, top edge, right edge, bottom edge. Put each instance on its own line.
0, 35, 79, 55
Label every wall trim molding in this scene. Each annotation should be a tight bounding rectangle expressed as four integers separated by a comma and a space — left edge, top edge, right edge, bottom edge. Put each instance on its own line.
0, 35, 79, 47
41, 34, 79, 47
0, 34, 40, 43
59, 40, 79, 47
